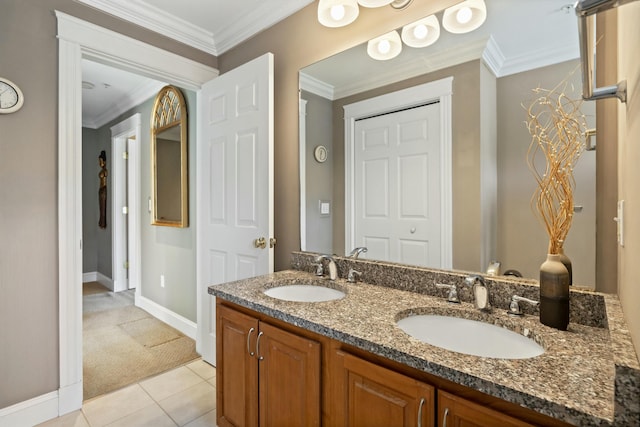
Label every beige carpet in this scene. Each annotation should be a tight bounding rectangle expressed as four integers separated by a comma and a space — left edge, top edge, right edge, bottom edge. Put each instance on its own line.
83, 282, 199, 400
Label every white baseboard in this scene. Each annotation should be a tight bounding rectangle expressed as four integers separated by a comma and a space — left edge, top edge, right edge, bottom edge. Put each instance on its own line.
57, 381, 83, 416
137, 295, 197, 340
82, 271, 113, 291
0, 391, 59, 427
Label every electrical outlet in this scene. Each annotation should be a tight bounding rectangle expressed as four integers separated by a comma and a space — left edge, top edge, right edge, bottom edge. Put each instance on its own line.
160, 274, 165, 288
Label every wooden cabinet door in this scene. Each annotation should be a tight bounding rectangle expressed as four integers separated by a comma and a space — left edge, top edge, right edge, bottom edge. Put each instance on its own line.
217, 304, 259, 427
437, 391, 534, 427
258, 322, 321, 427
339, 351, 435, 427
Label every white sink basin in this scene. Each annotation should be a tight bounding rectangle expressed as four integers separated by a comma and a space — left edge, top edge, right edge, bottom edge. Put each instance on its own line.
264, 284, 346, 302
396, 315, 544, 359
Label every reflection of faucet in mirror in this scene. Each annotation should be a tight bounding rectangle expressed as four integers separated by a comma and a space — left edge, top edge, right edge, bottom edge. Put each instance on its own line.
299, 0, 598, 288
349, 246, 368, 259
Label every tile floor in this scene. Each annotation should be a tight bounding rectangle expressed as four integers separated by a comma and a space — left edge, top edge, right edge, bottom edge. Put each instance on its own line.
37, 359, 217, 427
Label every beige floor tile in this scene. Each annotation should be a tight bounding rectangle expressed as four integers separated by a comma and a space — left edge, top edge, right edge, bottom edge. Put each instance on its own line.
82, 384, 155, 427
139, 366, 204, 402
207, 377, 216, 389
36, 410, 90, 427
104, 404, 177, 427
158, 381, 216, 426
185, 359, 216, 380
183, 409, 217, 427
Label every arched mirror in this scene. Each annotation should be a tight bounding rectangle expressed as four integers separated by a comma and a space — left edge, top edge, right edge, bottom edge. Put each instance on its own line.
151, 85, 188, 227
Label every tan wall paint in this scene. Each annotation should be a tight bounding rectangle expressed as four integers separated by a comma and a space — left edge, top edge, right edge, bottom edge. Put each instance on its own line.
596, 11, 619, 294
497, 60, 597, 284
0, 0, 214, 410
218, 0, 461, 270
617, 2, 640, 359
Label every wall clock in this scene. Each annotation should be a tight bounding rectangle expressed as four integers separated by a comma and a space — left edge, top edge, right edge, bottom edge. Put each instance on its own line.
314, 145, 328, 163
0, 77, 24, 114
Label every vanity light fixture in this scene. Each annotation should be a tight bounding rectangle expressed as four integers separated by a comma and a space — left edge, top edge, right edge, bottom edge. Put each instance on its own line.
357, 0, 394, 7
442, 0, 487, 34
367, 30, 402, 60
401, 15, 440, 48
318, 0, 359, 27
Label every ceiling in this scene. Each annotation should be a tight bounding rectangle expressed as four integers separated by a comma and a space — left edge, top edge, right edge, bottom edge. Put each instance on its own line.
80, 0, 579, 128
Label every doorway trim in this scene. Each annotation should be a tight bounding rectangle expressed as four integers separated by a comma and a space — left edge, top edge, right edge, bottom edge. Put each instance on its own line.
56, 11, 218, 415
111, 114, 141, 294
343, 77, 453, 269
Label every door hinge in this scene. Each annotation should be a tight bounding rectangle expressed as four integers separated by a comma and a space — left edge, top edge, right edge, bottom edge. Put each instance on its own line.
122, 206, 128, 214
124, 261, 129, 269
122, 151, 129, 160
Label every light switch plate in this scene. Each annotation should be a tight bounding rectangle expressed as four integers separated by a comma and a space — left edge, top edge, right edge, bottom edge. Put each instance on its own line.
615, 200, 624, 247
319, 200, 330, 216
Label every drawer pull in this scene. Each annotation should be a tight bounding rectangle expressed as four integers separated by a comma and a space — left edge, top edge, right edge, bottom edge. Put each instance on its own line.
442, 407, 449, 427
417, 397, 425, 427
256, 331, 264, 361
247, 327, 255, 357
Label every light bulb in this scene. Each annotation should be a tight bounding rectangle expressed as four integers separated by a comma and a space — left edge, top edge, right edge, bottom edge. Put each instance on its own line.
456, 6, 472, 24
377, 40, 391, 54
412, 24, 428, 40
330, 4, 346, 21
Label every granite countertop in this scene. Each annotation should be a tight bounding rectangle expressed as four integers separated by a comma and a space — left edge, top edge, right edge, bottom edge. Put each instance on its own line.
208, 268, 639, 426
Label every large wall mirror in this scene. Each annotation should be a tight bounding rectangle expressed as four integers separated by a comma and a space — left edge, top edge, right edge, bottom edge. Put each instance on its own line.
299, 0, 598, 288
151, 85, 189, 227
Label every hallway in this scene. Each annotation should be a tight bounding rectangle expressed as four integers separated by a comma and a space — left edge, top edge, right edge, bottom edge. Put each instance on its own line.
82, 282, 200, 400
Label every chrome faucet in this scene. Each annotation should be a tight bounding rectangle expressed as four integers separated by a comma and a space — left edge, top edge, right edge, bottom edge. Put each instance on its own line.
435, 283, 460, 303
349, 246, 368, 259
347, 268, 362, 283
508, 295, 539, 316
465, 274, 490, 311
314, 254, 339, 281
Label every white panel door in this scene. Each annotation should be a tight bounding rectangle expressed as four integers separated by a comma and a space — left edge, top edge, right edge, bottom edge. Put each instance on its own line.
354, 102, 441, 267
197, 53, 274, 365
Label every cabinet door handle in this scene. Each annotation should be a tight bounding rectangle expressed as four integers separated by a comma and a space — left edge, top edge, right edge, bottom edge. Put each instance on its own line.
256, 331, 264, 360
417, 397, 425, 427
442, 407, 449, 427
247, 327, 255, 357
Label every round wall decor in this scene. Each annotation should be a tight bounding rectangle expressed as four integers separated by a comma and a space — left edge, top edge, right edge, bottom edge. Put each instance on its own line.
314, 145, 328, 163
0, 77, 24, 114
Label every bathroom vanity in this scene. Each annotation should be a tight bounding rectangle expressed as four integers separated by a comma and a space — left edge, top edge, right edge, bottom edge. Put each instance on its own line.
208, 252, 640, 426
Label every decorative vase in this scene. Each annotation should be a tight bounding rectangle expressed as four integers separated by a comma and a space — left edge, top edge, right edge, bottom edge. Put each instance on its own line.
557, 247, 572, 286
539, 254, 570, 330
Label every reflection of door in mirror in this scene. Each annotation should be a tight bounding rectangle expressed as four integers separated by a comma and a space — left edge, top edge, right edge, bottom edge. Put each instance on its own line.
151, 85, 188, 227
353, 103, 442, 268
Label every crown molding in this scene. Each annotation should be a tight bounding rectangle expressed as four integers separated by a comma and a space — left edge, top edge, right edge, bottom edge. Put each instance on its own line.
83, 80, 165, 129
481, 35, 504, 77
75, 0, 217, 54
496, 44, 579, 77
333, 38, 487, 100
213, 1, 313, 54
299, 72, 335, 100
74, 0, 313, 55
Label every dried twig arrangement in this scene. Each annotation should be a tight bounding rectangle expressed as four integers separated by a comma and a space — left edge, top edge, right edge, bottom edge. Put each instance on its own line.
525, 80, 588, 255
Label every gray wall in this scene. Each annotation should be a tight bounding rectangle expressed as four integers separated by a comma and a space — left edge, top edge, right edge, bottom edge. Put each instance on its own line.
82, 127, 100, 274
301, 90, 333, 254
0, 0, 211, 410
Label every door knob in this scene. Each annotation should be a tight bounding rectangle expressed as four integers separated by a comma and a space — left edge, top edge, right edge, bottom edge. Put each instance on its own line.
254, 237, 267, 249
